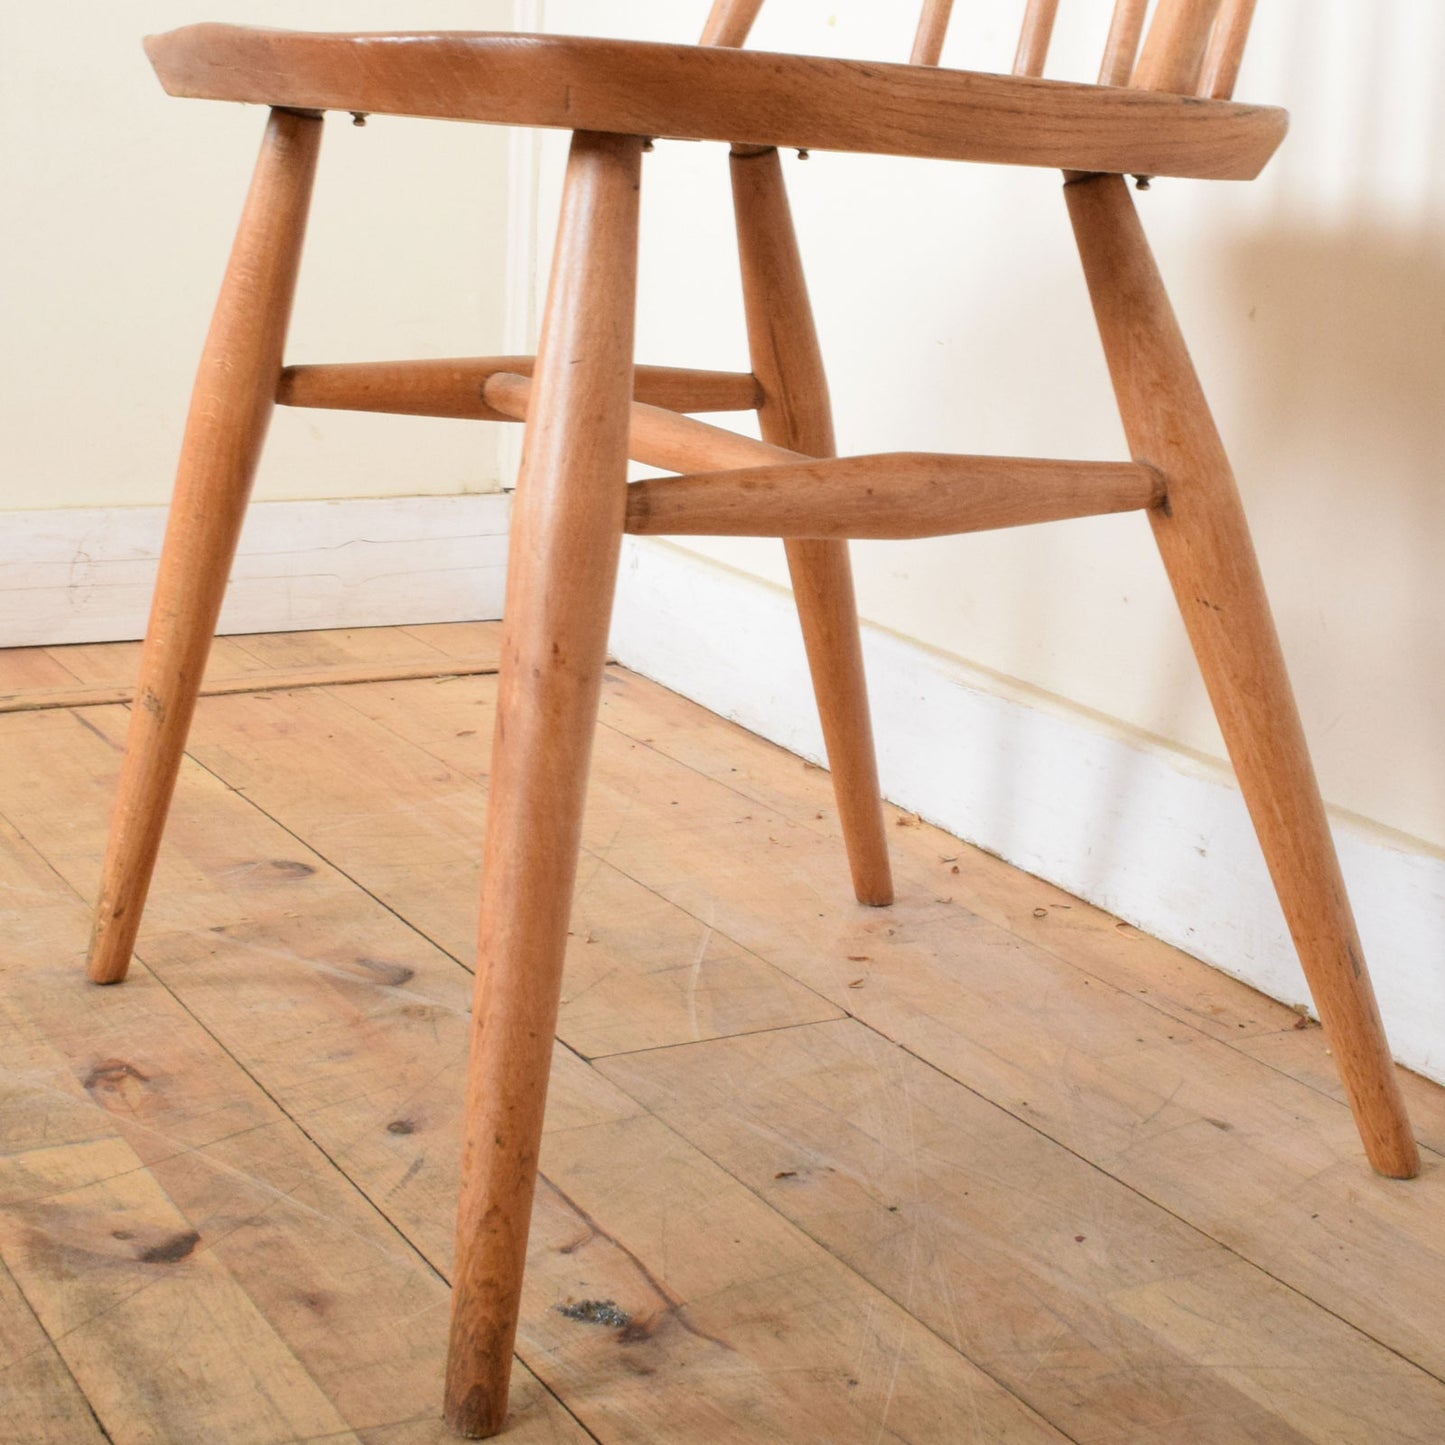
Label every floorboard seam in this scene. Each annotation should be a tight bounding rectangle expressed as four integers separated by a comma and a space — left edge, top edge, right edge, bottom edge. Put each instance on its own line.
319, 676, 853, 1030
181, 745, 477, 978
887, 1037, 1445, 1386
565, 1049, 1087, 1445
583, 1012, 853, 1063
0, 1258, 117, 1444
590, 669, 1442, 1160
0, 661, 502, 715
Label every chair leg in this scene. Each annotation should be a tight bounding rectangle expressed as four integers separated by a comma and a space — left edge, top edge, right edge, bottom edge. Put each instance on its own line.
444, 131, 644, 1439
730, 146, 893, 906
1065, 172, 1419, 1179
87, 109, 322, 985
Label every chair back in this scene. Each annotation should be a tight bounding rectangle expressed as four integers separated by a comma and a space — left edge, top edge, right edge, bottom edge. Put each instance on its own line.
699, 0, 1258, 98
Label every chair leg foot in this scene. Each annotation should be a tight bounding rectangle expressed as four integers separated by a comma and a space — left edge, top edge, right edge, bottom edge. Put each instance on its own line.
443, 131, 645, 1438
731, 146, 893, 906
1066, 171, 1418, 1179
784, 538, 893, 904
87, 108, 321, 986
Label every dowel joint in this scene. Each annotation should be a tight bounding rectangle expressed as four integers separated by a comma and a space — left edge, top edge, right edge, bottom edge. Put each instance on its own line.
1140, 462, 1171, 514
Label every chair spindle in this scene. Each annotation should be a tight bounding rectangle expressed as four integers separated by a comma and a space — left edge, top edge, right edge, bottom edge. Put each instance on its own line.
700, 0, 766, 49
1133, 0, 1226, 94
700, 0, 1254, 97
1014, 0, 1061, 77
911, 0, 957, 66
1099, 0, 1150, 86
1199, 0, 1258, 99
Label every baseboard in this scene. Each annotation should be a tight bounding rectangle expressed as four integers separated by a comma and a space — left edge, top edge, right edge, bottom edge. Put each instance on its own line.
610, 537, 1445, 1086
0, 494, 511, 647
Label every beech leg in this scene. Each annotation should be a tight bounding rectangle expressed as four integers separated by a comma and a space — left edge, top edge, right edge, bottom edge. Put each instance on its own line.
1066, 171, 1418, 1179
87, 108, 322, 985
731, 145, 894, 906
443, 131, 645, 1437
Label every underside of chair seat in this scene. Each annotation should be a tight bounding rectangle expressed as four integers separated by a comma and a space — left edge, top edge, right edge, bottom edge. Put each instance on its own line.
146, 26, 1287, 181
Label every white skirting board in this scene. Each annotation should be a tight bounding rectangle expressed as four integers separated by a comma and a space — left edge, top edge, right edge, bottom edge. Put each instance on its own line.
610, 537, 1445, 1087
0, 494, 511, 647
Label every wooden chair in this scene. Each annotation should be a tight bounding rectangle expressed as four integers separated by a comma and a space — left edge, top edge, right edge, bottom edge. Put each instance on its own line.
90, 0, 1419, 1435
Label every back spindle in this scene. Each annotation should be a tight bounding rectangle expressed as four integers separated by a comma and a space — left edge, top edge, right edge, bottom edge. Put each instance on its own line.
1198, 0, 1258, 98
1013, 0, 1061, 77
1099, 0, 1149, 86
1132, 0, 1226, 94
699, 0, 1253, 100
911, 0, 956, 66
700, 0, 765, 48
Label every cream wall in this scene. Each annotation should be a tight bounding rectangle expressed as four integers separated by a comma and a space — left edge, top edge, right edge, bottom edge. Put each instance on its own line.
0, 2, 515, 511
534, 0, 1445, 855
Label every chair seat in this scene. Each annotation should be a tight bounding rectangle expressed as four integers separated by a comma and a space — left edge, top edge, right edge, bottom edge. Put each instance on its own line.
146, 25, 1287, 181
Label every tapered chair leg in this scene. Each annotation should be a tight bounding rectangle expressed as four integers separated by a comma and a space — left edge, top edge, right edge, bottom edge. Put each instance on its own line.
444, 131, 645, 1439
731, 146, 893, 906
1065, 171, 1419, 1179
87, 108, 323, 985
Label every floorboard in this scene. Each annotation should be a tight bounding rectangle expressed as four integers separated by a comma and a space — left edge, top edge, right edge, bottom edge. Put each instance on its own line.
0, 624, 502, 714
1, 624, 1441, 1444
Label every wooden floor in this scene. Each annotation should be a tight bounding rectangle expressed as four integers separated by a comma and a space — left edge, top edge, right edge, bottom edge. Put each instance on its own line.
1, 623, 1443, 1445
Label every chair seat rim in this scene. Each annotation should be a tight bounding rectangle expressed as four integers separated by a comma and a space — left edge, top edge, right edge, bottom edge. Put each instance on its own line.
145, 24, 1289, 181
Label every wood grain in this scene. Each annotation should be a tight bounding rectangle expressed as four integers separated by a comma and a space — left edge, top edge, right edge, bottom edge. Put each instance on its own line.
0, 625, 501, 714
445, 131, 645, 1438
1013, 0, 1060, 78
266, 673, 1445, 1380
731, 144, 893, 911
0, 1132, 350, 1441
3, 648, 1444, 1440
623, 452, 1164, 539
86, 109, 321, 987
1134, 0, 1226, 94
910, 0, 956, 67
0, 814, 582, 1444
1200, 0, 1258, 100
699, 0, 766, 49
278, 357, 761, 420
0, 1256, 106, 1445
483, 371, 791, 474
0, 648, 78, 695
2, 707, 1063, 1444
179, 681, 842, 1059
1065, 171, 1419, 1180
603, 1020, 1445, 1442
0, 658, 500, 716
1238, 1028, 1445, 1160
1099, 0, 1150, 86
584, 666, 1308, 1046
144, 27, 1288, 182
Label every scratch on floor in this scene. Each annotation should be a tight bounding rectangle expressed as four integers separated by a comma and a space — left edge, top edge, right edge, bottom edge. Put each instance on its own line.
686, 917, 715, 1043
